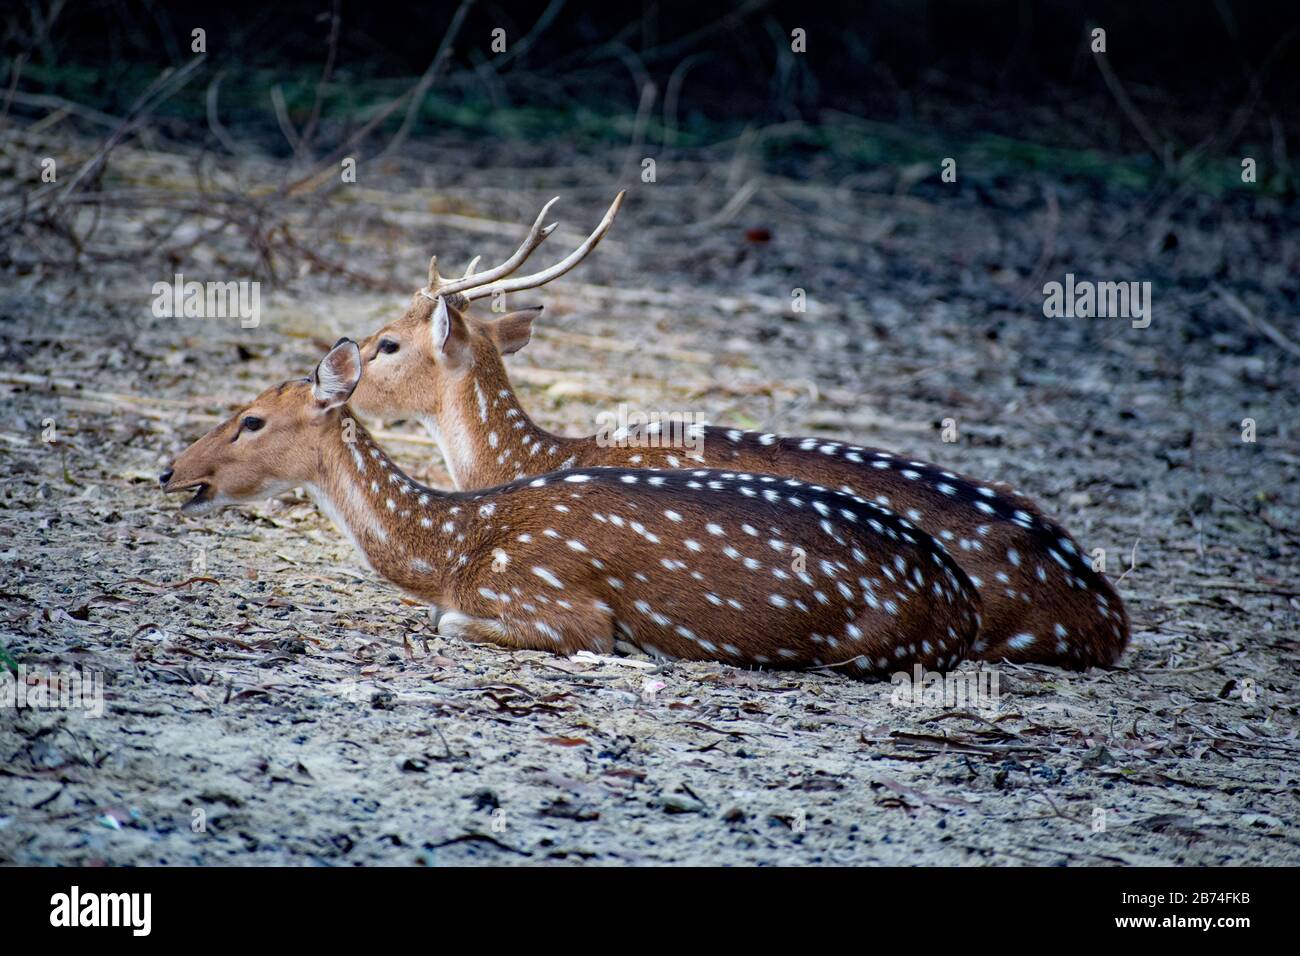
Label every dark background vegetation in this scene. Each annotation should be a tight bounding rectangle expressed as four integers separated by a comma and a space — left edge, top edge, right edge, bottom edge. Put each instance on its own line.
5, 1, 1298, 184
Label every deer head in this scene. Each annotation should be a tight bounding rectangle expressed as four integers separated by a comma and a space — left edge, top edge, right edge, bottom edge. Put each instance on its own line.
352, 292, 542, 422
352, 192, 623, 414
349, 193, 623, 484
160, 340, 363, 513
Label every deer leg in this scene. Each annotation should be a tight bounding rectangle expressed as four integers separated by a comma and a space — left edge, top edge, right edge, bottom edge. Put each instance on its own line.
437, 606, 614, 656
436, 610, 511, 645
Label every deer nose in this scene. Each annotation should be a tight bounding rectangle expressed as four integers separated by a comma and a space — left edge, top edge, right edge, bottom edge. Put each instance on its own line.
159, 469, 174, 487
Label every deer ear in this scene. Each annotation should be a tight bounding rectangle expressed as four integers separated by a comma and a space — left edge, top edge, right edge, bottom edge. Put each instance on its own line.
489, 306, 542, 355
312, 339, 362, 408
429, 295, 472, 361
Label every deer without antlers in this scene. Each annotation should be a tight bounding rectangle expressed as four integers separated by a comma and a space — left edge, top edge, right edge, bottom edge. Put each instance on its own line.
160, 339, 982, 678
346, 195, 1130, 670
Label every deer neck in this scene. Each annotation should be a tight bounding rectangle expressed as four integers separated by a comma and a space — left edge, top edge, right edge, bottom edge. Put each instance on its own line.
427, 362, 578, 489
304, 413, 458, 598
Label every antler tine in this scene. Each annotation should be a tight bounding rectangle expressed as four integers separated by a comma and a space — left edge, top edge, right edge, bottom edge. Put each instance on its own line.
464, 191, 625, 302
421, 254, 484, 300
431, 196, 561, 297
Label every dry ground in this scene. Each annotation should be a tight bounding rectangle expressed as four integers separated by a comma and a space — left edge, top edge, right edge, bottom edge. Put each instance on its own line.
1, 129, 1297, 865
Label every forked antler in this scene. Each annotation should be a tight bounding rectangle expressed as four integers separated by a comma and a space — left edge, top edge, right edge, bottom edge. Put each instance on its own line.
420, 191, 625, 304
426, 197, 560, 297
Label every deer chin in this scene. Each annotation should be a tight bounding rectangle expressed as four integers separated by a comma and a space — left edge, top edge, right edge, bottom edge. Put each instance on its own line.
178, 482, 215, 514
163, 479, 218, 514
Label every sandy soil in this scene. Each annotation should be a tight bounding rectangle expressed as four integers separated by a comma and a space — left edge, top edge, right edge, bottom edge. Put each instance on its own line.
1, 131, 1297, 865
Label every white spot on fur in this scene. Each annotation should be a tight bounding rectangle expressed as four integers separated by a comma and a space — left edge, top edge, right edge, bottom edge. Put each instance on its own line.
531, 566, 565, 588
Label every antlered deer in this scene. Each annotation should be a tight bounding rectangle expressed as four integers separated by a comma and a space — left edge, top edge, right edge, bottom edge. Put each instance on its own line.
160, 338, 982, 678
345, 195, 1129, 669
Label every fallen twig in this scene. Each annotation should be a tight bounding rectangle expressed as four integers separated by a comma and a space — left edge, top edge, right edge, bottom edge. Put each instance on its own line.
1218, 289, 1300, 359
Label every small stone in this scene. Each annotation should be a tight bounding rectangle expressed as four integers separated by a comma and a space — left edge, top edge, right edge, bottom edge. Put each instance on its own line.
658, 793, 706, 815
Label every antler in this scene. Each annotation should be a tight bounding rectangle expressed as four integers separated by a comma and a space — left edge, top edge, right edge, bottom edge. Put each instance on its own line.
420, 192, 625, 306
424, 197, 560, 299
462, 191, 624, 302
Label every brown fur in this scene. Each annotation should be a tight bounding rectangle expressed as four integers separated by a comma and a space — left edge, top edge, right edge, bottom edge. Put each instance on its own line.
348, 295, 1128, 669
163, 340, 983, 679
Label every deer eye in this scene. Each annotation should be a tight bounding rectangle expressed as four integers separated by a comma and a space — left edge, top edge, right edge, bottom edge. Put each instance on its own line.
241, 415, 265, 432
378, 339, 400, 355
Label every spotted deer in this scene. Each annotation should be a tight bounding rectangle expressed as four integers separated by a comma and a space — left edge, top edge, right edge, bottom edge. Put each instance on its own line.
160, 339, 982, 678
345, 196, 1129, 669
